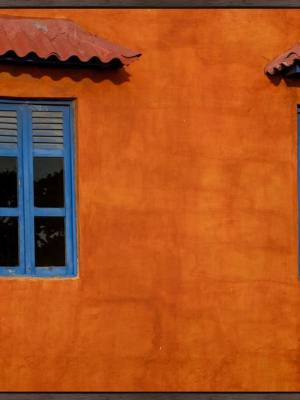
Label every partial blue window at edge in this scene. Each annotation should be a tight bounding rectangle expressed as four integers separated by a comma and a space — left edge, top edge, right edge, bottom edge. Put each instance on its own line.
0, 99, 77, 278
298, 105, 300, 280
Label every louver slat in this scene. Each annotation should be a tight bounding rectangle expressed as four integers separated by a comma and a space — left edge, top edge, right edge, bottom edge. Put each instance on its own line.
0, 136, 17, 143
0, 123, 17, 129
0, 111, 17, 148
32, 112, 62, 118
0, 129, 17, 136
33, 137, 64, 144
32, 130, 63, 137
32, 111, 64, 149
33, 124, 63, 130
33, 118, 64, 124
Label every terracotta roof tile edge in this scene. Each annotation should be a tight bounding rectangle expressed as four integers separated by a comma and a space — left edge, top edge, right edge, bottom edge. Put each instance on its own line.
0, 15, 142, 68
0, 49, 141, 66
265, 43, 300, 75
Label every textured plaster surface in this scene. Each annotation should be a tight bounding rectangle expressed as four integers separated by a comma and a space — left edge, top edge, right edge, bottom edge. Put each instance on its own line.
0, 8, 299, 392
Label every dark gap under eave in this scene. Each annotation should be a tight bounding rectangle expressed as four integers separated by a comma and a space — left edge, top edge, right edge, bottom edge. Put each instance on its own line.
0, 51, 124, 70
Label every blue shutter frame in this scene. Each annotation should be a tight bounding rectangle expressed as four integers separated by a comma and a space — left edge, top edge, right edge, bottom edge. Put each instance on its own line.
0, 99, 77, 278
0, 103, 25, 275
298, 106, 300, 280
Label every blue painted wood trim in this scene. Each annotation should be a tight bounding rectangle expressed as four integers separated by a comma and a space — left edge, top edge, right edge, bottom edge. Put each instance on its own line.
25, 103, 34, 275
17, 104, 25, 275
33, 266, 69, 277
69, 102, 78, 277
0, 208, 20, 217
63, 106, 73, 276
0, 103, 25, 273
0, 148, 18, 156
297, 105, 300, 280
33, 149, 64, 157
33, 208, 66, 217
0, 100, 73, 106
0, 99, 77, 278
0, 266, 25, 276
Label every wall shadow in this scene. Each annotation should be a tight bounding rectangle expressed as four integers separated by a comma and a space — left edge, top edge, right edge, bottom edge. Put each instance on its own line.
266, 74, 283, 87
266, 73, 300, 88
0, 63, 132, 85
284, 78, 300, 88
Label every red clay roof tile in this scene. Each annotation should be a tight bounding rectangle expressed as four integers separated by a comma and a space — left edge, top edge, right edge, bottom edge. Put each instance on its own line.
0, 14, 141, 67
265, 43, 300, 75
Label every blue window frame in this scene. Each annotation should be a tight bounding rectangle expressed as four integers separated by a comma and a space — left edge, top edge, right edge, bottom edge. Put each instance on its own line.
298, 106, 300, 280
0, 99, 77, 277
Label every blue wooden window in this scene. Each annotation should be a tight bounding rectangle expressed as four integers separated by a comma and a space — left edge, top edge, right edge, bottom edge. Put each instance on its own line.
0, 100, 77, 277
298, 106, 300, 280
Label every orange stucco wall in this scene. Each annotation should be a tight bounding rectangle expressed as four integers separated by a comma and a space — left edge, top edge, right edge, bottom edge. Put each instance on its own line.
0, 8, 300, 391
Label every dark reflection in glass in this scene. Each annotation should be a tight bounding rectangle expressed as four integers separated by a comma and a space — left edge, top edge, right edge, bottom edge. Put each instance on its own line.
0, 217, 18, 266
0, 157, 17, 207
34, 158, 64, 208
35, 217, 65, 266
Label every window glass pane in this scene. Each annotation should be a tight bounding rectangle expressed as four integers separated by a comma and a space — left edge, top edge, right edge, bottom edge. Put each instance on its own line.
34, 158, 64, 208
35, 217, 65, 266
0, 157, 17, 207
0, 217, 19, 266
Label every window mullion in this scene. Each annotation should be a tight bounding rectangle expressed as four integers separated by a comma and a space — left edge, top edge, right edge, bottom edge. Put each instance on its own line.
63, 106, 73, 276
17, 105, 26, 275
22, 104, 34, 275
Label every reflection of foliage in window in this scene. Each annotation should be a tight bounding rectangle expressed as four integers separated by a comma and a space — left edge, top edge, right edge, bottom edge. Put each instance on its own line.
0, 169, 17, 207
0, 217, 18, 266
34, 169, 64, 208
35, 217, 65, 267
